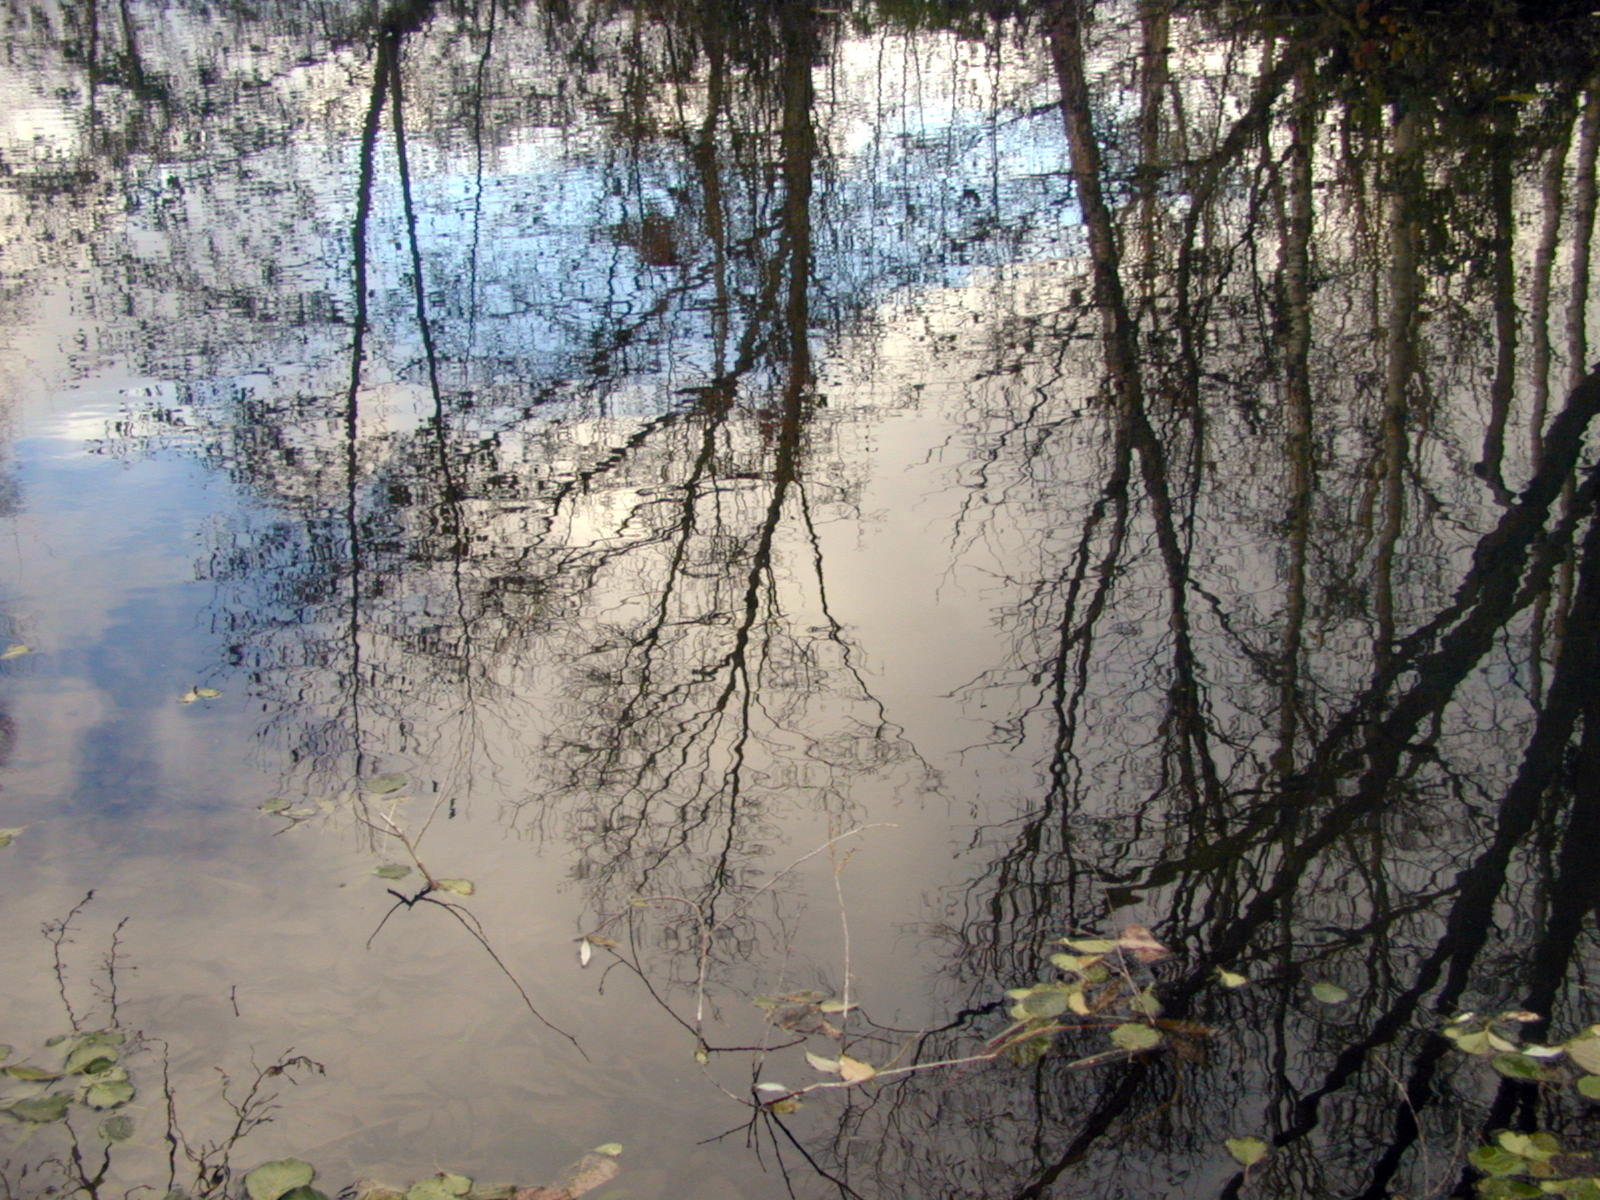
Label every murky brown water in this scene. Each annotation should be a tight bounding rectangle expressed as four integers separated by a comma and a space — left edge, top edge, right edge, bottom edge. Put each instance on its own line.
3, 2, 1600, 1197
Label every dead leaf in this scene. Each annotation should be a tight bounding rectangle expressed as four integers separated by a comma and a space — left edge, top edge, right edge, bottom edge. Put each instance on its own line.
552, 1152, 620, 1196
1116, 924, 1171, 964
837, 1055, 876, 1084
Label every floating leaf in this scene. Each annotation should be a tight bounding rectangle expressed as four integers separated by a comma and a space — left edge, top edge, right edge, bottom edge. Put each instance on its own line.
365, 774, 408, 795
1, 644, 33, 660
259, 799, 292, 814
435, 879, 475, 896
1110, 1023, 1163, 1051
85, 1079, 135, 1108
1492, 1054, 1551, 1082
1129, 989, 1163, 1018
1579, 1075, 1600, 1100
179, 690, 199, 704
1020, 989, 1071, 1019
0, 828, 23, 847
6, 1064, 61, 1081
278, 1189, 329, 1200
805, 1051, 840, 1074
1059, 938, 1118, 954
1226, 1136, 1269, 1168
577, 938, 593, 968
1518, 1044, 1565, 1059
1469, 1144, 1530, 1177
818, 999, 854, 1014
1566, 1035, 1600, 1075
0, 1045, 10, 1062
1050, 953, 1093, 973
1496, 1130, 1559, 1161
63, 1032, 124, 1074
754, 1082, 791, 1095
837, 1055, 876, 1084
553, 1152, 619, 1196
5, 1093, 72, 1123
99, 1114, 134, 1142
1114, 925, 1170, 963
1310, 982, 1349, 1005
1447, 1028, 1498, 1055
1476, 1180, 1542, 1200
1216, 968, 1249, 988
592, 1143, 623, 1157
372, 863, 412, 880
195, 687, 221, 699
693, 1047, 708, 1065
405, 1173, 471, 1200
767, 1096, 801, 1114
245, 1159, 317, 1200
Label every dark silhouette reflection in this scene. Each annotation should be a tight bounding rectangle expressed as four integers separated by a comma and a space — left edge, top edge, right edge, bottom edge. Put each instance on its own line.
759, 4, 1600, 1200
6, 0, 1600, 1195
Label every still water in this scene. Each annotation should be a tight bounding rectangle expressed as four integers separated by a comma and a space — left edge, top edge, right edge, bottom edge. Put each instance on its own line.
3, 1, 1599, 1196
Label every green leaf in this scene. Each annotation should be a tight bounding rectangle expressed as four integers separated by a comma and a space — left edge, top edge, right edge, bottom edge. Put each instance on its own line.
1578, 1075, 1600, 1100
99, 1114, 134, 1141
84, 1079, 134, 1109
593, 1143, 623, 1157
1477, 1181, 1542, 1199
1310, 982, 1350, 1005
5, 1065, 61, 1081
1129, 988, 1163, 1017
1, 644, 33, 660
1497, 1131, 1558, 1162
1059, 938, 1118, 954
818, 1000, 853, 1014
5, 1093, 72, 1123
1493, 1055, 1553, 1082
1565, 1035, 1600, 1075
245, 1159, 316, 1200
372, 863, 412, 880
1005, 1034, 1052, 1064
195, 687, 221, 699
1216, 968, 1249, 988
805, 1051, 840, 1074
435, 879, 475, 896
1020, 989, 1070, 1019
0, 1044, 9, 1062
1050, 953, 1098, 973
0, 828, 23, 848
63, 1032, 124, 1074
1470, 1144, 1531, 1177
1110, 1023, 1163, 1051
259, 799, 292, 814
1225, 1136, 1268, 1167
1450, 1029, 1499, 1056
405, 1173, 472, 1200
365, 774, 408, 795
279, 1189, 329, 1200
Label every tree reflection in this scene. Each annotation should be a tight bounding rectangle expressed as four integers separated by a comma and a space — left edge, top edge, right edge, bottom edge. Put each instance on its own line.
7, 0, 1600, 1195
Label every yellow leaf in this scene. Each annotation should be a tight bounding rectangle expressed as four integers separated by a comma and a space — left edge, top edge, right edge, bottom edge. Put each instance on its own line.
837, 1055, 876, 1084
